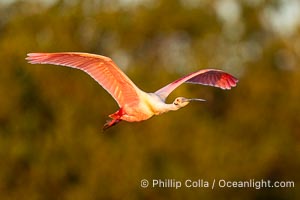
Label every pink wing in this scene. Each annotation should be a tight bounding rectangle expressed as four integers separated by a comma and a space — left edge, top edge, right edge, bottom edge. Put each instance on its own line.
26, 52, 142, 107
155, 69, 238, 100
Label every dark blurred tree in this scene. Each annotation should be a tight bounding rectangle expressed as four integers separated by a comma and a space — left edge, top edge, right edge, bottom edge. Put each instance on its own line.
0, 0, 299, 199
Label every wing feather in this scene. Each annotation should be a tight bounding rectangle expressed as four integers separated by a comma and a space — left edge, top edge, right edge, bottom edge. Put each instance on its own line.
155, 69, 238, 100
26, 52, 142, 107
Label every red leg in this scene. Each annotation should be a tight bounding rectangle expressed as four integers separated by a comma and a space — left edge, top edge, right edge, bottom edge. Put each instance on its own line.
108, 108, 125, 119
103, 108, 124, 131
103, 118, 121, 131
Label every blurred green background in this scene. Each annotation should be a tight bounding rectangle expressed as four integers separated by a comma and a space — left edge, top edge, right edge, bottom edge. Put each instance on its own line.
0, 0, 299, 199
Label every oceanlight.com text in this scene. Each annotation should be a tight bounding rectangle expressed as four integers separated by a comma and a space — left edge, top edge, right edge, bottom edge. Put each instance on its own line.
140, 179, 295, 190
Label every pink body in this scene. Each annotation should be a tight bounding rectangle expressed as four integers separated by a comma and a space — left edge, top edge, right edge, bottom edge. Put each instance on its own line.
26, 52, 238, 130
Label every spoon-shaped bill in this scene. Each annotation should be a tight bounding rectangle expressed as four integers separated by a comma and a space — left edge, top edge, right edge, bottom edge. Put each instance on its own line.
184, 98, 206, 102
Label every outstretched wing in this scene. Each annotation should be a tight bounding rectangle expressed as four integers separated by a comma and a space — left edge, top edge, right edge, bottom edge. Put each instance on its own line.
26, 52, 142, 107
155, 69, 238, 100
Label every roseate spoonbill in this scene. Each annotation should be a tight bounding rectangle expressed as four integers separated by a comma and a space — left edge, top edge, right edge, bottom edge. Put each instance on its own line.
26, 52, 238, 130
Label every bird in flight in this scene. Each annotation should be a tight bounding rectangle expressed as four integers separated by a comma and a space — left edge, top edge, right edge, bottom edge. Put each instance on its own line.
26, 52, 238, 130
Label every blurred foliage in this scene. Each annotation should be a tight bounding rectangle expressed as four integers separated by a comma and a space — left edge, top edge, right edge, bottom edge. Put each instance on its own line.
0, 0, 300, 199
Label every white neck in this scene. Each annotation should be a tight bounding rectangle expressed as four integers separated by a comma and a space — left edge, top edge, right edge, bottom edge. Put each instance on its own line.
144, 93, 180, 115
154, 103, 180, 114
166, 103, 180, 111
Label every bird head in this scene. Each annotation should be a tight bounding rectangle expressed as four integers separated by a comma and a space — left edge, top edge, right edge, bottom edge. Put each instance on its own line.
173, 97, 206, 108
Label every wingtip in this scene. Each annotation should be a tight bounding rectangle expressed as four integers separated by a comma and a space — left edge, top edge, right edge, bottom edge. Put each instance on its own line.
25, 53, 34, 63
26, 53, 41, 58
25, 53, 48, 64
231, 77, 239, 89
223, 74, 239, 90
25, 54, 35, 64
25, 53, 32, 60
